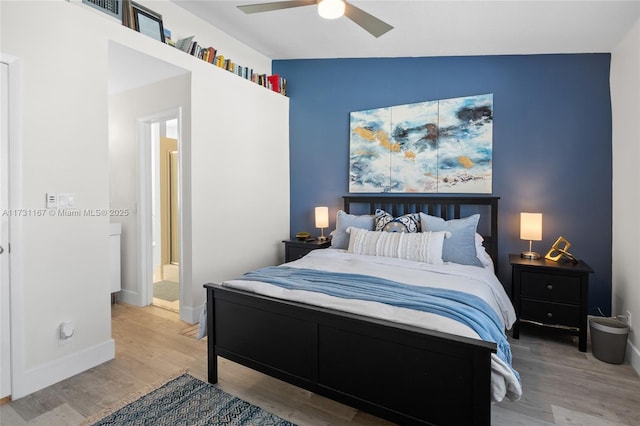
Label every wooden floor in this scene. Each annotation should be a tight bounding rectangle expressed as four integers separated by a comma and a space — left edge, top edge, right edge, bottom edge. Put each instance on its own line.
1, 303, 639, 425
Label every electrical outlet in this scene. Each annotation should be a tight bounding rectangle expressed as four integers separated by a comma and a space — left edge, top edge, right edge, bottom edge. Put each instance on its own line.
59, 321, 75, 341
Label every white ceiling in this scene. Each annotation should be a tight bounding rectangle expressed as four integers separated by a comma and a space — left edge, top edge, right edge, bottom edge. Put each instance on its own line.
170, 0, 640, 60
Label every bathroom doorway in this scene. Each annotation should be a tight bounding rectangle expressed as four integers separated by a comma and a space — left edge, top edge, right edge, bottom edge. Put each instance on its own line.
151, 119, 180, 312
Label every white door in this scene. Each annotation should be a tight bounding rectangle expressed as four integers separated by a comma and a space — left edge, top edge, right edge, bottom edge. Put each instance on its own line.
0, 61, 11, 399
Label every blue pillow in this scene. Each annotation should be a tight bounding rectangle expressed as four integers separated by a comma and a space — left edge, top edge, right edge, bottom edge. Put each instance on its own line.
330, 210, 375, 249
375, 209, 421, 233
420, 213, 483, 267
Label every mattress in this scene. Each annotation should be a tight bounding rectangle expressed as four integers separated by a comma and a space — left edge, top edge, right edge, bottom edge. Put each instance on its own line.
223, 249, 522, 403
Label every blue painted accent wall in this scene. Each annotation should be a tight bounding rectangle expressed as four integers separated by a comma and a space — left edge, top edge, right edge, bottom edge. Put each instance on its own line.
274, 54, 612, 315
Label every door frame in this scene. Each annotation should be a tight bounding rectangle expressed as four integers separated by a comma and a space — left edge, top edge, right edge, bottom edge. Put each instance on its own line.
137, 108, 183, 310
1, 53, 23, 399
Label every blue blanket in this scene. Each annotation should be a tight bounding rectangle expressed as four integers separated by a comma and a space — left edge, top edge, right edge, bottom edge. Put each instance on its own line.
240, 266, 519, 381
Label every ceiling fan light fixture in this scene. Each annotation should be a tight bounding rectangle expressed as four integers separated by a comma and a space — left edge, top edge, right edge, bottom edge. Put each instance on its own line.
318, 0, 345, 20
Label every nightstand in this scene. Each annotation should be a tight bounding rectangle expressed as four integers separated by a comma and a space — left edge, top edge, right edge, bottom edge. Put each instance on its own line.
509, 254, 593, 352
283, 239, 331, 262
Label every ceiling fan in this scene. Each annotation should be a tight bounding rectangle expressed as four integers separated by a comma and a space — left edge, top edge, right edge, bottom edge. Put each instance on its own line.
237, 0, 394, 38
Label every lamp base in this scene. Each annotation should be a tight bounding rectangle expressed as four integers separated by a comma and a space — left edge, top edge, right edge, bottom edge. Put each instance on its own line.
521, 251, 541, 260
318, 236, 327, 242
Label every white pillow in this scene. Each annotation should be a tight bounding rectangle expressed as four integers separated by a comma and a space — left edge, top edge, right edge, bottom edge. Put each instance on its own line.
475, 233, 494, 268
347, 227, 450, 265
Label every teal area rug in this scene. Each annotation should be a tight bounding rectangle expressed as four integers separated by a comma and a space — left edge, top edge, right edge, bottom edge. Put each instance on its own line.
153, 280, 179, 302
91, 374, 296, 425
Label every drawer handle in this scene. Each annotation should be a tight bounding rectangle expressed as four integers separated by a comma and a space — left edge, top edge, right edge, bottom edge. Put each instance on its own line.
546, 312, 553, 319
546, 284, 553, 291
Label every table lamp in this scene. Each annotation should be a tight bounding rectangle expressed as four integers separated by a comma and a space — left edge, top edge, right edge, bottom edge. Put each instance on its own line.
315, 206, 329, 241
520, 212, 542, 259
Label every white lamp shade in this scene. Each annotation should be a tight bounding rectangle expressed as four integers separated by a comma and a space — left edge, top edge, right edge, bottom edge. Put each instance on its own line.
520, 212, 543, 241
318, 0, 345, 19
315, 206, 329, 228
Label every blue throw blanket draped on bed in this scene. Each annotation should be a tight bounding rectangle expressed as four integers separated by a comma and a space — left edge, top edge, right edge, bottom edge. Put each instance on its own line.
240, 266, 519, 381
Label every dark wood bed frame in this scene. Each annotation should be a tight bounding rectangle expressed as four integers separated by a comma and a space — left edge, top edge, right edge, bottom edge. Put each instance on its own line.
205, 195, 501, 426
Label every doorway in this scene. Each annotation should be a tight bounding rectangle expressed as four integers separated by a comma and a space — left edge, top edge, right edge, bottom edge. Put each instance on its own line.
152, 119, 180, 312
108, 42, 192, 321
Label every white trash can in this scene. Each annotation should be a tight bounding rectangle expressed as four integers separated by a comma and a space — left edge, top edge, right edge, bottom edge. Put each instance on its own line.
589, 317, 629, 364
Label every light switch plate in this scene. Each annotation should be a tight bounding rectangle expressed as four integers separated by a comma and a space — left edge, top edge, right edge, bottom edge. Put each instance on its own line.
46, 193, 57, 209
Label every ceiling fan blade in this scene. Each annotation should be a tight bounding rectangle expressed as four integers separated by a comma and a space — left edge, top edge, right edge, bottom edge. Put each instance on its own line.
344, 2, 393, 38
238, 0, 317, 14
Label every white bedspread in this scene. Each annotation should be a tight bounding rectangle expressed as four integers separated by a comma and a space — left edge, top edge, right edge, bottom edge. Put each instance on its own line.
223, 249, 522, 402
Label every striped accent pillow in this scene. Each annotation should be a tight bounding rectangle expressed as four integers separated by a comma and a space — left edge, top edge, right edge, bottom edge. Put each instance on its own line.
347, 227, 450, 264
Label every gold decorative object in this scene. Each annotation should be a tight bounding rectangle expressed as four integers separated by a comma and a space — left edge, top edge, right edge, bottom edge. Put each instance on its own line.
545, 236, 578, 263
295, 231, 311, 241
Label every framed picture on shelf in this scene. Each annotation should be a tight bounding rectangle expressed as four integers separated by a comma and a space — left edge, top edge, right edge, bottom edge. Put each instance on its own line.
129, 1, 165, 43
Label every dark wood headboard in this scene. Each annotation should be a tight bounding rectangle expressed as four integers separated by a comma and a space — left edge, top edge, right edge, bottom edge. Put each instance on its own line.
343, 195, 500, 270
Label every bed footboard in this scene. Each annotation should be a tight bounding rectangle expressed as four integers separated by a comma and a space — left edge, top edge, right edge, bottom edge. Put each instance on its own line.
206, 283, 496, 426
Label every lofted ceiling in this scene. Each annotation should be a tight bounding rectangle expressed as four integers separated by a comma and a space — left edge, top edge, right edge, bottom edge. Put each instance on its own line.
170, 0, 640, 60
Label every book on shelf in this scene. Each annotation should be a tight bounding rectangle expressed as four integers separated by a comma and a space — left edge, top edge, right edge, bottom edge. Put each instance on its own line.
175, 36, 194, 53
205, 47, 217, 63
267, 74, 280, 93
196, 46, 215, 63
266, 74, 287, 95
169, 34, 287, 96
226, 60, 236, 73
164, 28, 175, 46
189, 42, 198, 56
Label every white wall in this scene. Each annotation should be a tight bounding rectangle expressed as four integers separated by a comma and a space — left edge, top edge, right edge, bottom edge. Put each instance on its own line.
1, 1, 115, 398
611, 17, 640, 374
1, 0, 289, 398
108, 47, 290, 325
189, 64, 290, 307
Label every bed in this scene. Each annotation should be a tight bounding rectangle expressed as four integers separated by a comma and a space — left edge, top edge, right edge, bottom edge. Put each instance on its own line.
204, 195, 520, 426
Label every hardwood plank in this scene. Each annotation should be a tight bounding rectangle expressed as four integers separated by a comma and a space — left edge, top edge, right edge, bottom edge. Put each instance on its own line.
1, 303, 638, 425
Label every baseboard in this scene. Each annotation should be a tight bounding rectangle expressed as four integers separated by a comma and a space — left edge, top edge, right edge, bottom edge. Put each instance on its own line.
180, 303, 203, 325
627, 338, 640, 376
117, 288, 143, 306
11, 339, 115, 399
118, 289, 199, 325
119, 288, 200, 325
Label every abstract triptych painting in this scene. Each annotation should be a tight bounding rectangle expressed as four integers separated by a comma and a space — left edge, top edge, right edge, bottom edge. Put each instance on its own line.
349, 94, 493, 193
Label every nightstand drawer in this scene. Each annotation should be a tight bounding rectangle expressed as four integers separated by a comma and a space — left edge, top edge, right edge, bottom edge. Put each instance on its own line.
287, 246, 312, 261
510, 254, 593, 352
520, 299, 580, 327
283, 239, 331, 262
520, 271, 580, 304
